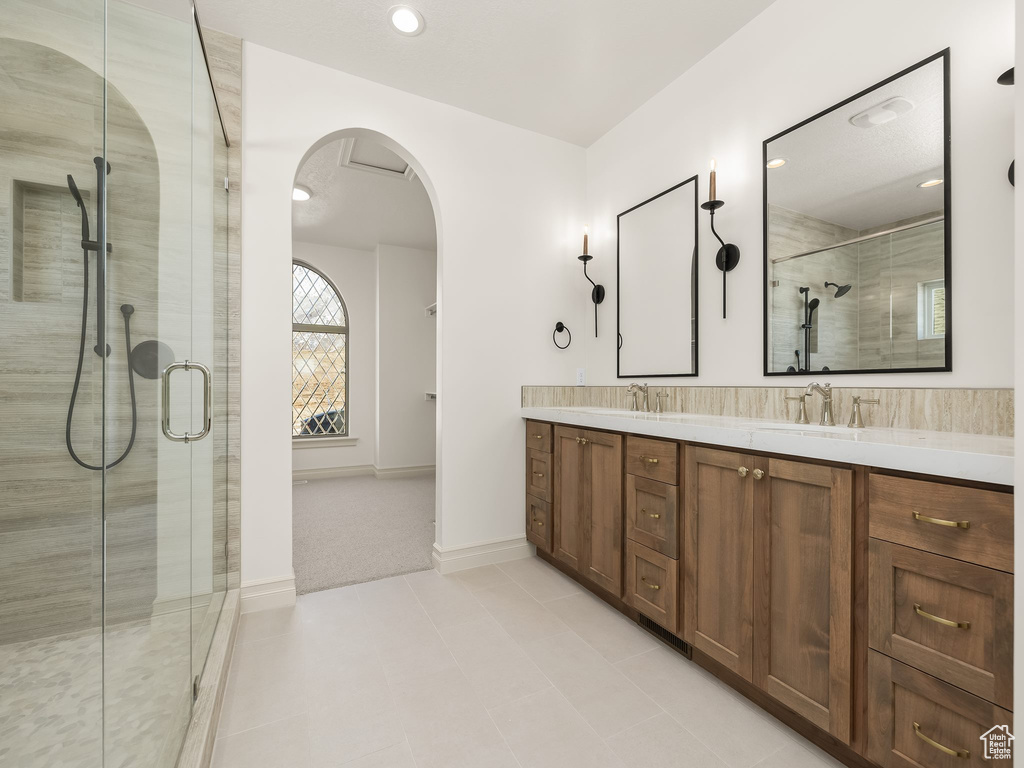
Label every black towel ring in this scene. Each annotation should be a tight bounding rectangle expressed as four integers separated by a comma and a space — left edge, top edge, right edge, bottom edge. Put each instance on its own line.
553, 322, 571, 350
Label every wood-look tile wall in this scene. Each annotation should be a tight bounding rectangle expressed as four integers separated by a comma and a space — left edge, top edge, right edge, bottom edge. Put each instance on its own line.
204, 27, 242, 594
522, 386, 1014, 437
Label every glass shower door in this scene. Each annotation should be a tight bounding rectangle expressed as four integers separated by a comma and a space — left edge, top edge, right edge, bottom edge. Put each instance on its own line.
102, 1, 197, 766
189, 16, 230, 690
0, 5, 107, 767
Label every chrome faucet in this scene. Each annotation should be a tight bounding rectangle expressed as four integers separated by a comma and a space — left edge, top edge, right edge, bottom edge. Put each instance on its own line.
804, 381, 835, 426
626, 383, 650, 412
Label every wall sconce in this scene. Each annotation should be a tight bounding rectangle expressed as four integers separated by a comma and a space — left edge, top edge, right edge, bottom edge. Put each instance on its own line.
998, 67, 1014, 186
700, 159, 740, 318
578, 227, 605, 336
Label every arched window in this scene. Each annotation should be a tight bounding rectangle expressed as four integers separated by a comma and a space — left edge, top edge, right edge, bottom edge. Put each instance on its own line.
292, 261, 349, 437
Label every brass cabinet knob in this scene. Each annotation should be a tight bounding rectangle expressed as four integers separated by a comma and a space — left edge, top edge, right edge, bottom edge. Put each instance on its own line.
533, 434, 543, 439
533, 519, 544, 527
575, 436, 581, 444
738, 466, 749, 477
753, 469, 764, 480
648, 512, 661, 519
639, 456, 660, 464
580, 437, 588, 445
641, 576, 660, 590
532, 472, 544, 478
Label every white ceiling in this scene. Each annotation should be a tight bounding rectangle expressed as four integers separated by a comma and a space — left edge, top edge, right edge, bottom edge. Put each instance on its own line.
767, 58, 945, 231
293, 138, 437, 251
197, 0, 776, 146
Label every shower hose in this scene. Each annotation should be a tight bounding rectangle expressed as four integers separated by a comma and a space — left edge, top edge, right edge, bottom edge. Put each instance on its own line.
65, 245, 138, 471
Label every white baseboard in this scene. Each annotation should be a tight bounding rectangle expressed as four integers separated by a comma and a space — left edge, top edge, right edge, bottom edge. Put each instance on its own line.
292, 464, 435, 482
240, 573, 296, 613
373, 465, 435, 479
432, 535, 535, 574
293, 465, 375, 482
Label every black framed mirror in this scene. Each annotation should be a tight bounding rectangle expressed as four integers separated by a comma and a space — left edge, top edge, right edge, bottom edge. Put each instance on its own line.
617, 176, 699, 378
763, 50, 951, 376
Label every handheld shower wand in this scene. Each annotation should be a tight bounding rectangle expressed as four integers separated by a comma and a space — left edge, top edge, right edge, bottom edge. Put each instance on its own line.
65, 161, 139, 471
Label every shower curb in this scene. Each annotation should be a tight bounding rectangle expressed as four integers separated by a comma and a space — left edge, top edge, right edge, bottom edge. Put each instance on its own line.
175, 589, 240, 768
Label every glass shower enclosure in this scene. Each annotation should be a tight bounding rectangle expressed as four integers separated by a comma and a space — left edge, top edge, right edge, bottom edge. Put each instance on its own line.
0, 2, 231, 766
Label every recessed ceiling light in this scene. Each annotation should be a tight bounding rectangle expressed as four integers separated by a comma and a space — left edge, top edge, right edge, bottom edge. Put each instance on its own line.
293, 185, 311, 202
389, 5, 424, 36
766, 157, 787, 169
917, 178, 943, 189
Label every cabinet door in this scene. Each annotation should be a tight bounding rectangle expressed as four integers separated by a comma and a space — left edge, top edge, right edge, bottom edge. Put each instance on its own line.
684, 446, 755, 680
581, 430, 623, 596
553, 426, 584, 571
754, 458, 853, 743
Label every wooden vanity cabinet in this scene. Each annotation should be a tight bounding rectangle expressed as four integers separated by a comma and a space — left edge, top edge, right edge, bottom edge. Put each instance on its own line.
683, 446, 756, 680
525, 421, 554, 553
753, 458, 853, 744
683, 447, 854, 743
553, 426, 624, 596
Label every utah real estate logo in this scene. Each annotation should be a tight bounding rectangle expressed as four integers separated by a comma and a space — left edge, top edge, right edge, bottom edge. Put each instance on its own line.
980, 725, 1014, 760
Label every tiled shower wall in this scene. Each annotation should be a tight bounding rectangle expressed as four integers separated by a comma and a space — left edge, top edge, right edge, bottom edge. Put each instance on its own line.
522, 386, 1014, 437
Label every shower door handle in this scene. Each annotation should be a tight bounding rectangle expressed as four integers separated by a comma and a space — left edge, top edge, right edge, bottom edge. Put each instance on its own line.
161, 361, 212, 443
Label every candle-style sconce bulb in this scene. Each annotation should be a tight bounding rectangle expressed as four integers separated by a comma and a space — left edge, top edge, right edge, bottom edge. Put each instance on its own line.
578, 226, 604, 336
701, 160, 740, 318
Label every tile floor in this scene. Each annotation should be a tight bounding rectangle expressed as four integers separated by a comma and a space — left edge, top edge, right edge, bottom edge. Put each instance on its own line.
213, 557, 845, 768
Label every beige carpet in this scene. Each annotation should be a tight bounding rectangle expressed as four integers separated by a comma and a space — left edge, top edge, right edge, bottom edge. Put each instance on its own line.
292, 474, 435, 595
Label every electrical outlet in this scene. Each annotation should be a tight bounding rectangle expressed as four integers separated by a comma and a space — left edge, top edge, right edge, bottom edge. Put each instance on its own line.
576, 368, 586, 386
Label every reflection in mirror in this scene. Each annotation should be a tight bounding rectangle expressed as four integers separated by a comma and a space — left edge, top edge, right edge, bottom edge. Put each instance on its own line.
763, 51, 950, 375
617, 176, 698, 377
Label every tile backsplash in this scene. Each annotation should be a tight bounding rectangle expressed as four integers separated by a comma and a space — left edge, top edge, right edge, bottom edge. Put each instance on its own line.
522, 386, 1014, 437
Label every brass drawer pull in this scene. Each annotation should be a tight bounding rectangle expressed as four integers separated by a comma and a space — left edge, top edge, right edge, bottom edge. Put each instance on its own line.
913, 511, 969, 529
533, 434, 543, 440
738, 466, 749, 477
913, 722, 970, 759
532, 472, 545, 478
643, 509, 661, 519
638, 456, 660, 464
641, 576, 660, 590
914, 603, 970, 630
532, 518, 544, 527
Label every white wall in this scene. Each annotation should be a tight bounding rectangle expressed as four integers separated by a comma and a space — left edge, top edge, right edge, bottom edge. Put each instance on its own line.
291, 241, 377, 472
376, 245, 437, 469
241, 43, 587, 587
1013, 0, 1022, 731
580, 0, 1014, 389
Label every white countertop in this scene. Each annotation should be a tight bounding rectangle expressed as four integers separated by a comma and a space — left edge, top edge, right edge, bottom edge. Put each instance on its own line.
521, 407, 1014, 487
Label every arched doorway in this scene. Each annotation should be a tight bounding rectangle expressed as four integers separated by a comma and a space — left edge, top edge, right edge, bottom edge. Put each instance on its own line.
288, 129, 441, 593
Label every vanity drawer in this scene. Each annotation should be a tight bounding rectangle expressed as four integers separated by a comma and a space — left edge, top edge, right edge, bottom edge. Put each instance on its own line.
869, 474, 1013, 573
867, 651, 1013, 767
869, 540, 1012, 709
626, 474, 678, 558
526, 495, 552, 552
625, 436, 678, 485
625, 539, 678, 633
526, 420, 553, 453
526, 449, 552, 502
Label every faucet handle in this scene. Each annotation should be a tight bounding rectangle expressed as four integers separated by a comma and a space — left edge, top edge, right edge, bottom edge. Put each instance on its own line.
785, 395, 810, 425
848, 396, 879, 429
655, 391, 669, 413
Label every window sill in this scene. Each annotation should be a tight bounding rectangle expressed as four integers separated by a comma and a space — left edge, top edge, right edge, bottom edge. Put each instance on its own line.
292, 436, 359, 449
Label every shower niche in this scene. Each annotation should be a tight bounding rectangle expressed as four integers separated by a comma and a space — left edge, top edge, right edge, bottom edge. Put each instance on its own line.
762, 50, 950, 375
10, 179, 83, 304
